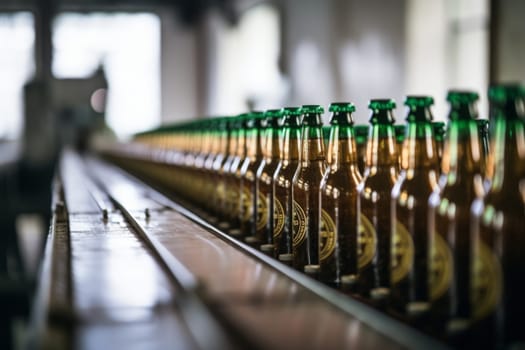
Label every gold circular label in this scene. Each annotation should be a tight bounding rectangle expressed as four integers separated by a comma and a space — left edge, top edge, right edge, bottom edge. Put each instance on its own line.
292, 200, 307, 247
472, 240, 502, 320
319, 209, 336, 261
430, 232, 452, 301
273, 197, 285, 238
391, 221, 414, 284
256, 191, 268, 230
241, 186, 253, 222
228, 187, 239, 215
358, 214, 377, 268
216, 182, 225, 205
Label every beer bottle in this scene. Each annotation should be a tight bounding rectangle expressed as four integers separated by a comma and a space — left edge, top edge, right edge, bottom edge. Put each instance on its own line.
274, 107, 302, 265
358, 99, 398, 299
471, 84, 525, 347
292, 105, 326, 273
240, 112, 266, 244
257, 109, 283, 255
391, 96, 440, 315
319, 102, 362, 290
227, 114, 249, 236
203, 118, 221, 216
212, 117, 230, 220
354, 125, 369, 175
428, 90, 484, 334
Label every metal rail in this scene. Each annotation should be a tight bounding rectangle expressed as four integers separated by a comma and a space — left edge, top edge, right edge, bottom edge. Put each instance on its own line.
84, 165, 238, 350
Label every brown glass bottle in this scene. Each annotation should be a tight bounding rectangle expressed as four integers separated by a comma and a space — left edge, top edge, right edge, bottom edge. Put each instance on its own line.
471, 84, 525, 348
216, 117, 235, 228
240, 112, 266, 244
391, 96, 440, 315
319, 102, 362, 289
211, 117, 230, 220
227, 114, 249, 237
428, 91, 485, 334
274, 107, 302, 265
292, 105, 326, 273
257, 109, 283, 255
358, 99, 398, 299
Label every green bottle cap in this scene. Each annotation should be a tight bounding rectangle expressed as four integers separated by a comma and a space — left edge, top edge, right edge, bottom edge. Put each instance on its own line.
488, 84, 525, 104
248, 111, 266, 128
404, 96, 434, 122
301, 104, 325, 115
282, 107, 302, 127
265, 109, 283, 128
446, 90, 479, 104
404, 96, 434, 108
368, 99, 396, 110
301, 104, 324, 126
282, 107, 302, 116
329, 102, 356, 113
368, 99, 396, 124
447, 90, 479, 120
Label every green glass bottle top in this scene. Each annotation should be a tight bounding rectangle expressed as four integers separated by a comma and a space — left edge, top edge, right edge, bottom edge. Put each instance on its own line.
368, 99, 396, 124
328, 102, 356, 114
404, 95, 434, 108
265, 109, 283, 128
329, 102, 355, 125
446, 90, 479, 121
301, 104, 325, 115
368, 98, 396, 111
446, 90, 479, 104
282, 106, 302, 116
404, 96, 434, 122
488, 83, 525, 105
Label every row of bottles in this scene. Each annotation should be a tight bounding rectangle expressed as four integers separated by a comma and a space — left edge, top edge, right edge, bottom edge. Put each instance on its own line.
107, 84, 525, 348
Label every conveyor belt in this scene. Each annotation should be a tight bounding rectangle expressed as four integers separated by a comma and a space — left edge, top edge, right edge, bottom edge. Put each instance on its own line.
34, 151, 448, 349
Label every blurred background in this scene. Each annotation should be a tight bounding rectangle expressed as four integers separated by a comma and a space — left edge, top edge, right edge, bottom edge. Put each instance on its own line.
0, 0, 523, 140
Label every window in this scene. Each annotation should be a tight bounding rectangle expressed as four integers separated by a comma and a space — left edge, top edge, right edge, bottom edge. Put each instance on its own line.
53, 12, 161, 137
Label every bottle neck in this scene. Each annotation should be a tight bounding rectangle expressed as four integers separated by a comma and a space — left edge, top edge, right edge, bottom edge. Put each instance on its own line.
265, 127, 281, 161
246, 128, 262, 159
300, 125, 325, 166
237, 129, 246, 157
401, 121, 439, 173
365, 123, 398, 171
327, 125, 358, 170
281, 126, 300, 162
441, 119, 484, 185
488, 116, 525, 192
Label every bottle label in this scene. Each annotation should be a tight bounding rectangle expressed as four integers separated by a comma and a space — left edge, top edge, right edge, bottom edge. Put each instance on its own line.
256, 192, 268, 230
358, 214, 377, 268
228, 186, 239, 215
319, 209, 336, 261
216, 182, 225, 206
430, 232, 452, 301
292, 200, 307, 247
472, 240, 502, 320
241, 187, 253, 222
391, 221, 414, 284
273, 197, 285, 238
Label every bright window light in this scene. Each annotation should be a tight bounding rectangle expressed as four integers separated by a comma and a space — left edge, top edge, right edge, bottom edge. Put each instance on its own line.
0, 13, 34, 140
53, 12, 161, 137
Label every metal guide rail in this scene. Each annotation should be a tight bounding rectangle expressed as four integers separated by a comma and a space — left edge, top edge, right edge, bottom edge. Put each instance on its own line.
85, 151, 447, 350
